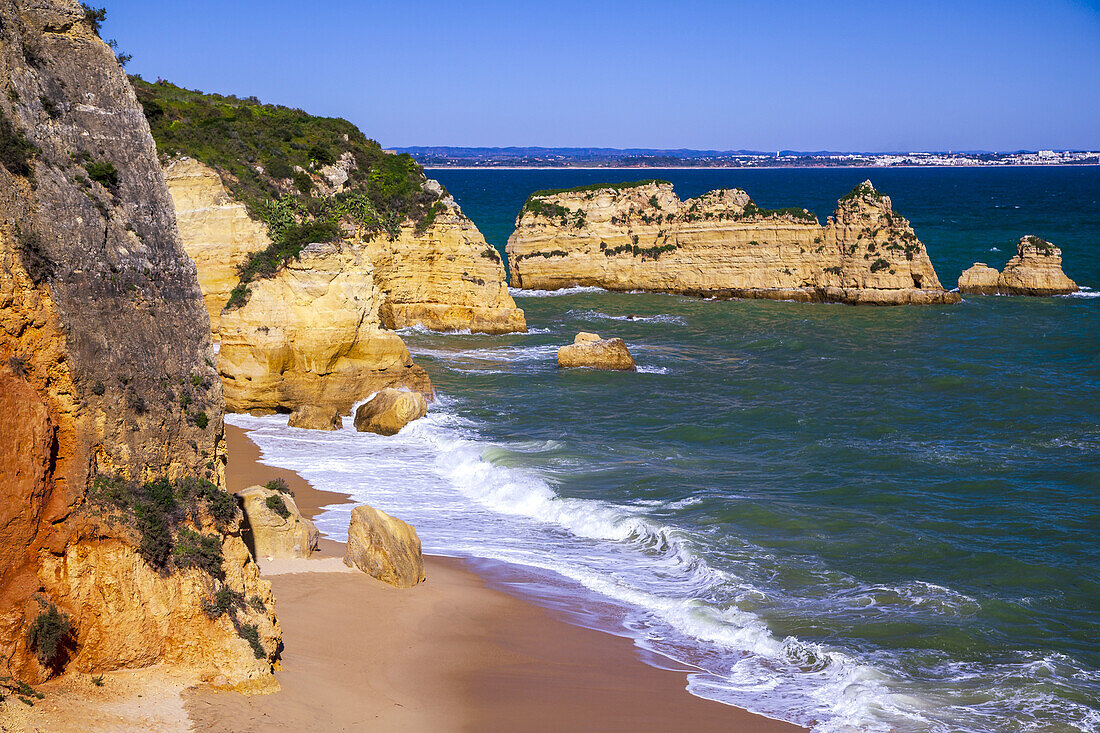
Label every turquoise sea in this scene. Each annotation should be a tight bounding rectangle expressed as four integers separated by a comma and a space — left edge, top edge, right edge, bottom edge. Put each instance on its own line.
231, 167, 1099, 732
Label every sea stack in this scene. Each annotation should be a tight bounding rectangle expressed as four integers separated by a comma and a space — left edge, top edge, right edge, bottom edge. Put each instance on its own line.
507, 180, 960, 305
558, 333, 637, 371
958, 236, 1078, 296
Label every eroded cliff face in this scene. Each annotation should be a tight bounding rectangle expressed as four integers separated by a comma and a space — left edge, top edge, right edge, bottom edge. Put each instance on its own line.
0, 0, 276, 688
218, 240, 432, 414
506, 180, 959, 305
363, 195, 526, 334
164, 158, 271, 335
958, 236, 1078, 296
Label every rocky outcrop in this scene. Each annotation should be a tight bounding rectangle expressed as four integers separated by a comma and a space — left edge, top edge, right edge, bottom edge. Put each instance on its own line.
958, 236, 1078, 296
218, 241, 432, 415
343, 505, 425, 588
287, 404, 343, 431
0, 0, 276, 688
164, 158, 271, 336
359, 188, 526, 334
557, 332, 636, 371
235, 485, 319, 560
507, 180, 959, 305
353, 388, 428, 436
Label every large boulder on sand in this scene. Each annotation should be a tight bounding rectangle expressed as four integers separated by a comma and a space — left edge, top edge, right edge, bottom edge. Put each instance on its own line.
353, 388, 427, 435
287, 404, 343, 431
557, 332, 636, 371
343, 505, 426, 588
958, 263, 1001, 295
236, 485, 320, 559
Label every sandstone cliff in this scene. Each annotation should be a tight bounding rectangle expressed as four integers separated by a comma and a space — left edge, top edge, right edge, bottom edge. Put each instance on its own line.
164, 158, 271, 335
506, 180, 959, 305
958, 236, 1078, 296
218, 240, 432, 414
0, 0, 276, 689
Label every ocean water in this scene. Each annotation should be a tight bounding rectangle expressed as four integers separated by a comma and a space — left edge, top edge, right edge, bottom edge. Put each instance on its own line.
230, 167, 1100, 732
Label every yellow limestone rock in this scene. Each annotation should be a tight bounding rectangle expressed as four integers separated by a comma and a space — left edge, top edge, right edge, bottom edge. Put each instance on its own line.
287, 404, 343, 431
235, 485, 319, 559
343, 505, 426, 588
958, 263, 1002, 295
353, 388, 428, 436
218, 241, 432, 415
507, 180, 959, 305
557, 332, 636, 371
958, 237, 1077, 296
360, 193, 527, 333
165, 158, 272, 336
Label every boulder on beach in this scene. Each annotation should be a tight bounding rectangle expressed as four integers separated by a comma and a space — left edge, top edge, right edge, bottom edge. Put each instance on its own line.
557, 332, 637, 371
343, 505, 426, 588
287, 404, 343, 431
236, 485, 320, 560
353, 388, 428, 436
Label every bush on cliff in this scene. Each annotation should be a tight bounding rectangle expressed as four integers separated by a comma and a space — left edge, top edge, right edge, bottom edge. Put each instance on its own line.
88, 474, 236, 576
0, 108, 36, 179
26, 600, 72, 670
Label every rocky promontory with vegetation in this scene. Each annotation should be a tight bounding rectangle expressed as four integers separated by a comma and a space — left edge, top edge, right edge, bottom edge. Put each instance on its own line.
506, 180, 959, 305
0, 0, 277, 694
132, 79, 522, 415
958, 235, 1078, 296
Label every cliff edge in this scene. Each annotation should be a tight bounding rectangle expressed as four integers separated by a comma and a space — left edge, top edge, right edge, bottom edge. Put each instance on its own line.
506, 180, 959, 305
0, 0, 277, 690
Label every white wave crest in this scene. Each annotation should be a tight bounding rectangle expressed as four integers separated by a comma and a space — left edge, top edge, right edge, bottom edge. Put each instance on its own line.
510, 285, 608, 297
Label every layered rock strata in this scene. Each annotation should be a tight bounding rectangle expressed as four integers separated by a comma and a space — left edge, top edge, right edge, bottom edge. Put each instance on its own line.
958, 236, 1078, 296
164, 158, 271, 335
343, 505, 426, 588
218, 241, 432, 415
507, 180, 959, 305
353, 388, 428, 436
557, 332, 636, 371
236, 486, 319, 560
0, 0, 276, 688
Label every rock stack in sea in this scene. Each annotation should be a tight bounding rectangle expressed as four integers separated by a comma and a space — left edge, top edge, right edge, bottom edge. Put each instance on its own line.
506, 180, 960, 305
958, 236, 1078, 296
557, 333, 637, 371
0, 0, 277, 690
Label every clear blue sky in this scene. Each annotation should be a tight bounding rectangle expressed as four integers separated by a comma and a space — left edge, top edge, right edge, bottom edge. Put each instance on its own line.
104, 0, 1100, 151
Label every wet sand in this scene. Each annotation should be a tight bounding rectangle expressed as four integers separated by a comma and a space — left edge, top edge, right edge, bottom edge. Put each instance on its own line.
183, 425, 805, 732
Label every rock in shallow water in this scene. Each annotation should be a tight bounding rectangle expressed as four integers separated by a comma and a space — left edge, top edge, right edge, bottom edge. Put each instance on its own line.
353, 388, 428, 435
557, 332, 637, 371
343, 505, 426, 588
287, 404, 343, 431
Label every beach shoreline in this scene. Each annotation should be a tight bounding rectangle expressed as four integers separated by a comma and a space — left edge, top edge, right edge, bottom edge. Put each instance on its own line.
202, 423, 805, 732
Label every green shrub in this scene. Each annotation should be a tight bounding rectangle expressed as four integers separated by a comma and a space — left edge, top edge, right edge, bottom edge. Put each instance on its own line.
249, 595, 266, 612
238, 623, 266, 659
0, 109, 36, 178
91, 675, 104, 686
81, 3, 106, 35
823, 266, 842, 275
26, 601, 72, 669
292, 170, 313, 194
193, 411, 209, 429
84, 161, 119, 194
264, 477, 293, 496
870, 258, 891, 273
173, 528, 224, 579
265, 494, 290, 520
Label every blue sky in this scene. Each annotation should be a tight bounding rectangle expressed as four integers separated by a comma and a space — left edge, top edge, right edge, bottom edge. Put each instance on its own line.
104, 0, 1100, 151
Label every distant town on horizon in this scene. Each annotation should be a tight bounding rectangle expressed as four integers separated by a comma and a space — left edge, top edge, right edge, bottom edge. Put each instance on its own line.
398, 146, 1100, 169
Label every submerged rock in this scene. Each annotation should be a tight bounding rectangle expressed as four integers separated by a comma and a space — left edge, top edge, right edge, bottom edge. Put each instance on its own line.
353, 388, 428, 436
287, 404, 343, 431
236, 486, 319, 560
558, 332, 637, 371
343, 505, 426, 588
958, 236, 1078, 296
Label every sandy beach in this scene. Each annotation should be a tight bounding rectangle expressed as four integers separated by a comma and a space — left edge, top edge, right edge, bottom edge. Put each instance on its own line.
189, 424, 805, 732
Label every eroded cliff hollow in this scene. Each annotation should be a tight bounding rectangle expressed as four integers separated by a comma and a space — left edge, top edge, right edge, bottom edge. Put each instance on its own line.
958, 236, 1078, 296
506, 180, 959, 305
0, 0, 277, 689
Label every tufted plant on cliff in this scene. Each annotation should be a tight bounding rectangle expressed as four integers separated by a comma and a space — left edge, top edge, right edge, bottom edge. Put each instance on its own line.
88, 475, 237, 576
0, 107, 37, 179
26, 599, 73, 672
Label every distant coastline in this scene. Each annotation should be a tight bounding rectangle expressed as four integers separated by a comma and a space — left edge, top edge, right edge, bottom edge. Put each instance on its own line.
402, 146, 1100, 170
423, 163, 1100, 171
